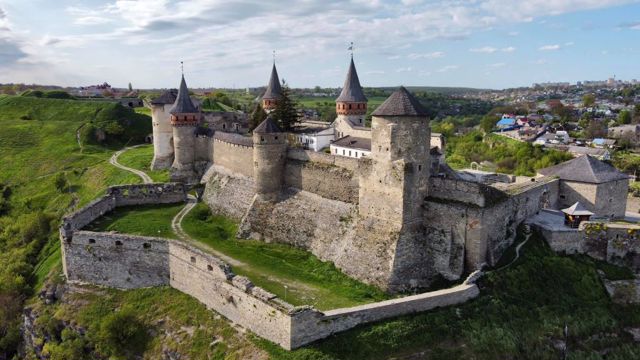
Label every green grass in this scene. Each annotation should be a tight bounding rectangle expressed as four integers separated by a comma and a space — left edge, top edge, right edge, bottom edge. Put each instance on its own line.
31, 285, 266, 359
259, 232, 640, 359
85, 203, 183, 239
116, 144, 170, 182
133, 106, 150, 116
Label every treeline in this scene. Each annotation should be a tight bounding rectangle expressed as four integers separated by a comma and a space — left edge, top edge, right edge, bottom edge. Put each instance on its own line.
445, 131, 573, 176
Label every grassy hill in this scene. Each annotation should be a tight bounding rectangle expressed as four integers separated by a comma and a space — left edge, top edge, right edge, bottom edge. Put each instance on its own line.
0, 95, 149, 358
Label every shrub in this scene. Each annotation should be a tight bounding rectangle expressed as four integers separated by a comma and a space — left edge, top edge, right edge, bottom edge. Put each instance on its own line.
94, 308, 149, 358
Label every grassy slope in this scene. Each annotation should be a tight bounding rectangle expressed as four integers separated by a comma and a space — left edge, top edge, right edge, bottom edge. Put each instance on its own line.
116, 144, 170, 183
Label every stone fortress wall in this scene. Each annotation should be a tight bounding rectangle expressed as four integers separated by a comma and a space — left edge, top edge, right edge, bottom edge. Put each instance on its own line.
61, 183, 482, 350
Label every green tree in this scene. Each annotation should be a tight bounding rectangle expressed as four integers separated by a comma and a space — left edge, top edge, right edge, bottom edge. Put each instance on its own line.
128, 82, 133, 92
271, 80, 299, 131
582, 93, 596, 108
585, 119, 607, 139
249, 103, 267, 131
94, 308, 149, 359
618, 110, 632, 125
480, 115, 496, 134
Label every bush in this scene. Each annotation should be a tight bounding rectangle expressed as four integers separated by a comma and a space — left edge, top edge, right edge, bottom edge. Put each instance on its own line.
43, 91, 74, 100
54, 173, 66, 193
94, 308, 149, 358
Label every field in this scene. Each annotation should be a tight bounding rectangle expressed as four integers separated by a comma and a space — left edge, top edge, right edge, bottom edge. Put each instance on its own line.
85, 203, 183, 239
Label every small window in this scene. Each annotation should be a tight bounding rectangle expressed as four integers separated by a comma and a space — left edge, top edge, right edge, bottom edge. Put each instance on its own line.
115, 241, 123, 246
207, 265, 213, 271
143, 243, 151, 249
349, 150, 352, 156
261, 136, 265, 142
275, 136, 278, 140
89, 239, 96, 244
418, 165, 422, 171
349, 104, 352, 110
560, 195, 566, 200
222, 124, 226, 129
190, 256, 196, 263
334, 148, 338, 154
342, 149, 345, 155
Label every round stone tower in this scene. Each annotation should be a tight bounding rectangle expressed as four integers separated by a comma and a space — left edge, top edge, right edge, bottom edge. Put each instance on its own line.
169, 74, 200, 182
261, 63, 282, 113
252, 117, 286, 200
335, 56, 368, 127
148, 89, 177, 170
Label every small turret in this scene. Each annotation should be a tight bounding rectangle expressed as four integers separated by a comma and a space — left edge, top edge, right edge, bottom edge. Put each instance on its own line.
262, 63, 282, 112
170, 74, 200, 182
336, 56, 368, 117
252, 117, 286, 200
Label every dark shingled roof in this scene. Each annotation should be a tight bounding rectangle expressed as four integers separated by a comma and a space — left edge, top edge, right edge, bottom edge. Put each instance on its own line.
194, 127, 214, 137
538, 155, 629, 184
336, 57, 367, 103
262, 63, 282, 100
372, 86, 429, 117
169, 75, 198, 115
331, 136, 371, 151
254, 117, 282, 134
151, 89, 178, 105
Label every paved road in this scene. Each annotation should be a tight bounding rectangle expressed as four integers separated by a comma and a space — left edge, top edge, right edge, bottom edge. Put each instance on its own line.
109, 145, 153, 184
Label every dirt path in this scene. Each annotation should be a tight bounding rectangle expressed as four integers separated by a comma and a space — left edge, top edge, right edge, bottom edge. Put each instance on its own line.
109, 145, 153, 184
171, 194, 245, 267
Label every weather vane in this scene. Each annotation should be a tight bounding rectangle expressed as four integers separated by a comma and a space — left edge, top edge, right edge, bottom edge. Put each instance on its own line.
273, 50, 276, 64
348, 42, 354, 58
180, 61, 184, 75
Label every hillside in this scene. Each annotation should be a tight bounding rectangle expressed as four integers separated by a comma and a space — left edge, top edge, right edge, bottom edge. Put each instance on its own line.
0, 96, 149, 358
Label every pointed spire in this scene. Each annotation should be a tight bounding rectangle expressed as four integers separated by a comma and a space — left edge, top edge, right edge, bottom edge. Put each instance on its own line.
336, 56, 367, 103
372, 86, 428, 117
169, 73, 198, 115
262, 62, 282, 100
254, 116, 282, 134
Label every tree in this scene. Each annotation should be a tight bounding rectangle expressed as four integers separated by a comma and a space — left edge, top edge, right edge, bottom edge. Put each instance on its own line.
618, 110, 632, 125
480, 115, 496, 134
582, 93, 596, 108
249, 103, 267, 131
584, 119, 607, 139
271, 80, 299, 131
128, 82, 133, 92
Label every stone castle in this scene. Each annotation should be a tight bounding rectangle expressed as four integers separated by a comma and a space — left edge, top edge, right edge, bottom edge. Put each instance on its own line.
144, 57, 630, 292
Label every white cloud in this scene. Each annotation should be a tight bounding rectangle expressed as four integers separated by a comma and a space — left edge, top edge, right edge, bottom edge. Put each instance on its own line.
564, 41, 575, 46
490, 62, 506, 67
407, 51, 444, 59
437, 65, 459, 72
539, 44, 561, 51
501, 46, 516, 52
395, 67, 412, 72
470, 46, 497, 53
387, 55, 401, 60
365, 70, 385, 75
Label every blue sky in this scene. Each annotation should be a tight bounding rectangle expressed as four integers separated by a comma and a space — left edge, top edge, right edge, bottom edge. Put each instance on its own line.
0, 0, 638, 89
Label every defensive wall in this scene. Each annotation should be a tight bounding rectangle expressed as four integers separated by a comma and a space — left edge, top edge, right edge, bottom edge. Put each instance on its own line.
536, 218, 640, 274
211, 133, 253, 178
60, 183, 482, 350
425, 177, 560, 272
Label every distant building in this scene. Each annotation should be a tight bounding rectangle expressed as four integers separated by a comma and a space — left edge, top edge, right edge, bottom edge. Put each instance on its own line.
330, 136, 371, 159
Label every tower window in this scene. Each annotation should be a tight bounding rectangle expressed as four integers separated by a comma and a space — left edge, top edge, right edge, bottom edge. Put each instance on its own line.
261, 136, 265, 142
418, 165, 422, 171
223, 124, 226, 129
349, 104, 352, 110
275, 136, 278, 140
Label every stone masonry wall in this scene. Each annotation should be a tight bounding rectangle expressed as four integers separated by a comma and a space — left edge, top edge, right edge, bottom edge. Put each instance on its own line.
284, 160, 358, 203
60, 196, 116, 240
108, 183, 187, 207
202, 168, 256, 221
61, 186, 483, 350
212, 139, 253, 178
286, 148, 359, 172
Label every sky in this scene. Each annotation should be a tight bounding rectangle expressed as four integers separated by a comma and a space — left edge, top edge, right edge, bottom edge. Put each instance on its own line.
0, 0, 639, 90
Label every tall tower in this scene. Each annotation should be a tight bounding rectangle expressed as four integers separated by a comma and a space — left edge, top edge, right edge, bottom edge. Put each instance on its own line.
261, 62, 282, 113
359, 86, 431, 227
252, 117, 286, 200
335, 55, 368, 128
148, 89, 178, 170
169, 73, 200, 182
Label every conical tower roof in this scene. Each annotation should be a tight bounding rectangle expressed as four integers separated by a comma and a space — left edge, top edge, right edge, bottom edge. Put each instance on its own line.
336, 57, 367, 103
169, 75, 198, 115
262, 63, 282, 100
254, 116, 282, 134
371, 86, 428, 117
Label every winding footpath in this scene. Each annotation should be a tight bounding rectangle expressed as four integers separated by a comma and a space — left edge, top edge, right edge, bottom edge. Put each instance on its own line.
109, 146, 243, 266
109, 145, 153, 184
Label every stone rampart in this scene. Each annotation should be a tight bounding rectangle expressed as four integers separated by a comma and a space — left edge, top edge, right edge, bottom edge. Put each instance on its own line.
203, 169, 256, 221
60, 195, 116, 240
108, 183, 187, 207
212, 138, 253, 178
284, 160, 358, 203
428, 177, 507, 207
286, 148, 359, 172
63, 228, 481, 349
540, 221, 640, 273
